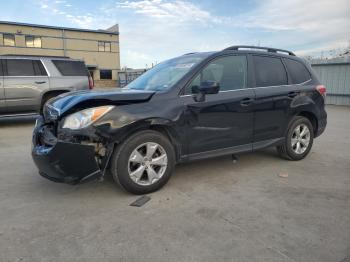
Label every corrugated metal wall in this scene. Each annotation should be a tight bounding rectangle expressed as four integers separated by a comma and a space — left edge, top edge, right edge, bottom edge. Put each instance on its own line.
312, 63, 350, 106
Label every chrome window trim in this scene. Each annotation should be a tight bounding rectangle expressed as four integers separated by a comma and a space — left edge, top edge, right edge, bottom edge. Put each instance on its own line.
40, 59, 50, 77
179, 79, 312, 97
255, 78, 312, 88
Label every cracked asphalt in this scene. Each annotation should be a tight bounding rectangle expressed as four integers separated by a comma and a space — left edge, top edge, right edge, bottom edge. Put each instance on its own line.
0, 105, 349, 262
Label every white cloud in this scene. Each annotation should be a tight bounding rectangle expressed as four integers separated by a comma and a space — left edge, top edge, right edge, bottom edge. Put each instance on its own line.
236, 0, 350, 52
35, 0, 350, 67
116, 0, 224, 24
241, 0, 349, 31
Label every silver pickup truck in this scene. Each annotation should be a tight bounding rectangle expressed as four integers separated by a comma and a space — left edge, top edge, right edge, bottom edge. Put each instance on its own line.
0, 55, 93, 116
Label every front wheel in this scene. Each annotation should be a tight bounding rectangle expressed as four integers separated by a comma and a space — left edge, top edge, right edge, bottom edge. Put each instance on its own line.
277, 116, 314, 161
111, 130, 175, 194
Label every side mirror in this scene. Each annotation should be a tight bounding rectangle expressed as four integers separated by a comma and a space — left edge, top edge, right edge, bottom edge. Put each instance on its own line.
192, 81, 220, 102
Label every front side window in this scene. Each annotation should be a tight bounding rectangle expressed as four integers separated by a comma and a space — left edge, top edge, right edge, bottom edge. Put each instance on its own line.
284, 58, 311, 84
253, 56, 287, 87
98, 41, 111, 52
185, 55, 247, 94
25, 35, 42, 48
126, 53, 211, 91
3, 34, 15, 46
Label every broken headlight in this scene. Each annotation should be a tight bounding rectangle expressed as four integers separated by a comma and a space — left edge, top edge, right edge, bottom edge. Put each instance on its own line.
62, 106, 114, 130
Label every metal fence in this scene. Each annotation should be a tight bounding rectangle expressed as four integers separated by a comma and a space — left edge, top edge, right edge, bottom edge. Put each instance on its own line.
311, 62, 350, 106
118, 69, 147, 88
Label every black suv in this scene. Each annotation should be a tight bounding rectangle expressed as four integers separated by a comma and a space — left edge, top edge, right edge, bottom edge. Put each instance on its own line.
32, 46, 327, 194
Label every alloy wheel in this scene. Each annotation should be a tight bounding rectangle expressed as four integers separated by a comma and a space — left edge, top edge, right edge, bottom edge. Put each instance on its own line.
128, 142, 168, 186
291, 124, 310, 154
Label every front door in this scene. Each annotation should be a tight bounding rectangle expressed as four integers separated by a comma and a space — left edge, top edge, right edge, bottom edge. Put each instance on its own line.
182, 55, 255, 156
3, 59, 49, 113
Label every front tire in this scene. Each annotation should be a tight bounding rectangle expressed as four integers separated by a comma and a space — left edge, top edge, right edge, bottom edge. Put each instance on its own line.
111, 130, 175, 194
277, 116, 314, 161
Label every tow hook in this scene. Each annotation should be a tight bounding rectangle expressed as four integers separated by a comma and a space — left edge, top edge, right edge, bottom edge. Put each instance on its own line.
232, 154, 238, 164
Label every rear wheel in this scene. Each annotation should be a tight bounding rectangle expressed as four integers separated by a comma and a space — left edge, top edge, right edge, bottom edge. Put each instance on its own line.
111, 130, 175, 194
277, 116, 314, 160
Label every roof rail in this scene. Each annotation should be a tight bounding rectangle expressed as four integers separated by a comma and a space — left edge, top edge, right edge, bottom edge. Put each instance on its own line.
223, 45, 295, 56
183, 52, 197, 56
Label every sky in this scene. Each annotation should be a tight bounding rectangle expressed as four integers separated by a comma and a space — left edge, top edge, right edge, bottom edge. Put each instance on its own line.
1, 0, 349, 68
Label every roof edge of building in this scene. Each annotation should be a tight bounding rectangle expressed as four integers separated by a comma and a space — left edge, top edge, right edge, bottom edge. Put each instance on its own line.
0, 21, 119, 35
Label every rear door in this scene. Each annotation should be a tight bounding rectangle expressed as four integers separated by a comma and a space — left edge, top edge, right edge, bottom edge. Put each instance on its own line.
3, 59, 49, 113
252, 55, 295, 145
0, 59, 5, 113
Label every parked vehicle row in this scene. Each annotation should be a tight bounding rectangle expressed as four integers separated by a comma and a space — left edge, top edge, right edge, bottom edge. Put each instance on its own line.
0, 55, 93, 116
31, 46, 327, 194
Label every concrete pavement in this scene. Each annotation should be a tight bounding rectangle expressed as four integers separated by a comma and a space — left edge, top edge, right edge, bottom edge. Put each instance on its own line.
0, 105, 349, 262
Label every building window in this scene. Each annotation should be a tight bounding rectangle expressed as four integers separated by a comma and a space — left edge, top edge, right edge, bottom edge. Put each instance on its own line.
98, 41, 111, 52
25, 35, 42, 48
100, 70, 112, 79
3, 34, 15, 46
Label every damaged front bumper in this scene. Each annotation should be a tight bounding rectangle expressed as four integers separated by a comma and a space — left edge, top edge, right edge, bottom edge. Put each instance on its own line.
31, 116, 108, 184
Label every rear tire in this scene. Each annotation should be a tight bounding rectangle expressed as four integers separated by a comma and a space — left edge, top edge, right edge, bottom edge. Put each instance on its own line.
277, 116, 314, 161
111, 130, 175, 194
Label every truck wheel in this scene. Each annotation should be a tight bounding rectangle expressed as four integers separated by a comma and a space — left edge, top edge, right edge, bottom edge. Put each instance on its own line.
277, 116, 314, 161
111, 130, 176, 194
40, 93, 60, 114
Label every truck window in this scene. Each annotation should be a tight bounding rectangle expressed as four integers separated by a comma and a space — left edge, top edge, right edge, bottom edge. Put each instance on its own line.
52, 60, 88, 76
6, 59, 36, 76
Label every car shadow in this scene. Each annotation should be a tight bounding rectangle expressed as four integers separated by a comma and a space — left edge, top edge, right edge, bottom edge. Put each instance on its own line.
0, 115, 38, 127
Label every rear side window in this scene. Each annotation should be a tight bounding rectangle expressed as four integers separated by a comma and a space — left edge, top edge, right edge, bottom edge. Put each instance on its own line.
5, 59, 47, 76
253, 56, 287, 87
52, 60, 88, 76
0, 60, 3, 76
284, 58, 311, 84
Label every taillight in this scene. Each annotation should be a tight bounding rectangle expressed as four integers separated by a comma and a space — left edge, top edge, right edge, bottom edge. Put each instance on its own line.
316, 85, 326, 98
88, 76, 94, 90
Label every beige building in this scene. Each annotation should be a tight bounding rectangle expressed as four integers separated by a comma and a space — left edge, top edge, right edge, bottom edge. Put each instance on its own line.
0, 21, 120, 87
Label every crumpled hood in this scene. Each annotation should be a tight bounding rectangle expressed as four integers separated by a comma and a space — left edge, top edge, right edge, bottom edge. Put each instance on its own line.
45, 88, 156, 118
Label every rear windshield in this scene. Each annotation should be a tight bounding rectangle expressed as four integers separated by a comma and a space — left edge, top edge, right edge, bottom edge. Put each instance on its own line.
52, 60, 88, 76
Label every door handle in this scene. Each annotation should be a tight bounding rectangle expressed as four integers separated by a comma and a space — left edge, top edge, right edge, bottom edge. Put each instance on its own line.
35, 81, 46, 84
288, 91, 299, 98
240, 97, 254, 106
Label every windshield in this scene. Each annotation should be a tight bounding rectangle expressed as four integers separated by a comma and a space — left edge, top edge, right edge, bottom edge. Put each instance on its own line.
126, 53, 211, 91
